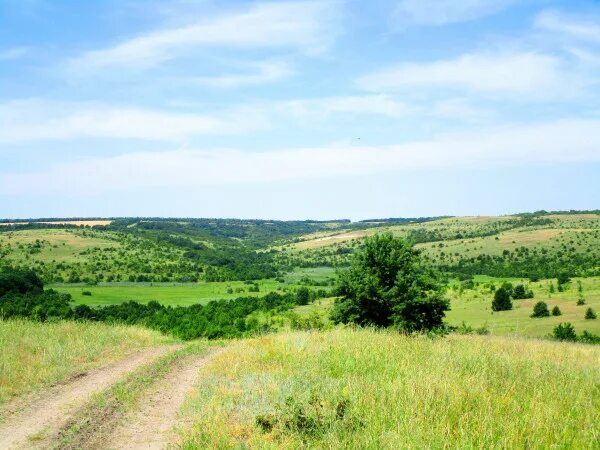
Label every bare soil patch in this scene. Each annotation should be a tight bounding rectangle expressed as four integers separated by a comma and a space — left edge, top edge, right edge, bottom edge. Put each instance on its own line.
102, 348, 224, 450
0, 345, 178, 449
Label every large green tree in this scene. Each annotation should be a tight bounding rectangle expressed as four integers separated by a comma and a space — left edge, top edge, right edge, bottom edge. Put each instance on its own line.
331, 233, 449, 332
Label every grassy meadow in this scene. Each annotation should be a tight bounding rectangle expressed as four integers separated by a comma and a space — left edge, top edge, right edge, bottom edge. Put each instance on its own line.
446, 276, 600, 337
0, 319, 172, 407
52, 267, 336, 307
179, 329, 600, 449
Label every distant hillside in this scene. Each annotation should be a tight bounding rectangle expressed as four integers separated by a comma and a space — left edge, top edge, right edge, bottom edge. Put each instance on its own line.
1, 212, 599, 282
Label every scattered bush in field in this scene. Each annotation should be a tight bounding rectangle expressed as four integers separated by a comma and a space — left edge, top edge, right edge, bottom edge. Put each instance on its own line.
551, 305, 562, 316
295, 287, 310, 306
553, 323, 577, 341
557, 273, 571, 286
0, 267, 43, 297
81, 290, 92, 296
579, 330, 600, 344
576, 297, 586, 306
455, 321, 489, 335
331, 233, 449, 332
460, 279, 475, 290
255, 392, 360, 436
531, 302, 550, 318
585, 308, 597, 320
492, 286, 512, 311
512, 284, 534, 299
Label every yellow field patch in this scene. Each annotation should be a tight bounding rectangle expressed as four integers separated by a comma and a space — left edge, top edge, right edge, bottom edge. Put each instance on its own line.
292, 229, 376, 250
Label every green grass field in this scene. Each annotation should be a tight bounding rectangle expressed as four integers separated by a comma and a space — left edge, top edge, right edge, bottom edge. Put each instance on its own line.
179, 329, 600, 449
446, 276, 600, 337
52, 268, 336, 307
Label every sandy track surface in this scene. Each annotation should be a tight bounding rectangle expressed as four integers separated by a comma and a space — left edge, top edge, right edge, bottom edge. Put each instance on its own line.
103, 348, 223, 450
0, 345, 179, 450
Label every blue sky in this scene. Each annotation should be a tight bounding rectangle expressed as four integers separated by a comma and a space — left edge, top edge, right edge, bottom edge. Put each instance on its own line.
1, 0, 599, 220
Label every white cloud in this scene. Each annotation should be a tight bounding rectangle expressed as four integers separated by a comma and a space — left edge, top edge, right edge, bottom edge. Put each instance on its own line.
3, 118, 600, 195
392, 0, 515, 28
0, 100, 266, 143
430, 98, 496, 122
283, 95, 410, 118
68, 1, 340, 72
357, 51, 576, 97
190, 61, 293, 88
535, 9, 600, 43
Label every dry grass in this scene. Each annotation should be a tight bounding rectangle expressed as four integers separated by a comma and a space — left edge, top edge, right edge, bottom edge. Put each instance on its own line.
0, 319, 172, 407
179, 329, 600, 449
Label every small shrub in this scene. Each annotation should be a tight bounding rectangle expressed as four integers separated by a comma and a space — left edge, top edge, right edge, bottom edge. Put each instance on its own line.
492, 287, 512, 311
577, 297, 586, 306
81, 290, 92, 296
551, 305, 562, 316
531, 301, 550, 318
256, 392, 360, 437
454, 322, 489, 336
585, 308, 597, 320
579, 330, 600, 344
513, 284, 534, 299
553, 323, 577, 341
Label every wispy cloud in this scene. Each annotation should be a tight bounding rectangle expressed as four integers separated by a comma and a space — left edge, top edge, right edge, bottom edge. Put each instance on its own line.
67, 1, 340, 72
392, 0, 516, 28
4, 118, 600, 195
283, 95, 410, 118
189, 61, 293, 88
357, 51, 578, 98
535, 9, 600, 43
0, 100, 266, 143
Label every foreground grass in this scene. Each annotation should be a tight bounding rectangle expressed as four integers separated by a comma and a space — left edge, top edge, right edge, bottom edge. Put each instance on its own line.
180, 329, 599, 449
0, 319, 173, 406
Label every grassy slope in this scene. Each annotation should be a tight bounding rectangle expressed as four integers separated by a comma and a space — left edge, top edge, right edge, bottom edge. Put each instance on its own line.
0, 228, 192, 283
0, 229, 120, 264
446, 276, 600, 336
0, 319, 173, 406
278, 214, 600, 269
179, 329, 600, 449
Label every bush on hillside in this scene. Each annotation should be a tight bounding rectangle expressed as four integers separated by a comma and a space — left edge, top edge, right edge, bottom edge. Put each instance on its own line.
295, 287, 311, 306
579, 330, 600, 344
512, 284, 534, 299
0, 267, 43, 297
492, 286, 512, 311
551, 305, 562, 316
576, 297, 586, 306
585, 308, 597, 320
531, 301, 550, 318
331, 233, 449, 332
553, 323, 577, 341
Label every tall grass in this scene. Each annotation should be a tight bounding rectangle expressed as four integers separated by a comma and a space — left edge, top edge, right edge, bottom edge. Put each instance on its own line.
0, 319, 172, 407
180, 329, 600, 449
